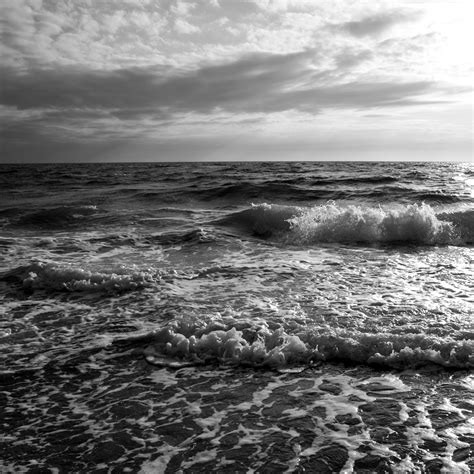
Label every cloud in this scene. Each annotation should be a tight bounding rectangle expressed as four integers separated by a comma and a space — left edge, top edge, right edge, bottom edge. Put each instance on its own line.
0, 0, 171, 70
171, 0, 196, 16
0, 0, 470, 163
174, 18, 200, 34
1, 49, 437, 130
253, 0, 290, 13
335, 49, 373, 69
337, 11, 413, 37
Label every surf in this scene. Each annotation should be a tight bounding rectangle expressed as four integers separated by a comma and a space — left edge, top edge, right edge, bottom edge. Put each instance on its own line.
217, 202, 473, 245
139, 320, 473, 370
1, 261, 156, 293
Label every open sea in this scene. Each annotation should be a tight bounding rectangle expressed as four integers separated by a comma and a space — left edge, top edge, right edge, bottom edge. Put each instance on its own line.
0, 161, 473, 473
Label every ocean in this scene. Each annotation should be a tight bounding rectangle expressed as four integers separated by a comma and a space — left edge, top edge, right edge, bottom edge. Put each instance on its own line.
0, 161, 473, 473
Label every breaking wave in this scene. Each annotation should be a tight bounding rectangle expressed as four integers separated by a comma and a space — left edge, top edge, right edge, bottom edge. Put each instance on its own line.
141, 320, 473, 370
1, 262, 155, 293
218, 203, 473, 245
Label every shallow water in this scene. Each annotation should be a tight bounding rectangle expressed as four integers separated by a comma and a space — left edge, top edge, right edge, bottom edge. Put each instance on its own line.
0, 162, 473, 472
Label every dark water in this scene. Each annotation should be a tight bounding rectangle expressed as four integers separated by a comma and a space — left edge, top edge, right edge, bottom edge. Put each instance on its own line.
0, 162, 473, 472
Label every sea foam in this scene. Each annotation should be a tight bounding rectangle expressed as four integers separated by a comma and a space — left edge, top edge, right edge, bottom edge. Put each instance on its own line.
142, 320, 473, 370
288, 202, 457, 245
2, 262, 155, 293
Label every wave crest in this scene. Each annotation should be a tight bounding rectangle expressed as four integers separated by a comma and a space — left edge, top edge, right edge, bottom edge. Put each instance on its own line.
142, 321, 473, 370
219, 203, 471, 245
289, 202, 457, 245
2, 262, 155, 293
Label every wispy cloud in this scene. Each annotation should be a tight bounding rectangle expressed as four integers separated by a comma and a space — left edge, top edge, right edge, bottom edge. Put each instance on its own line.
336, 11, 414, 37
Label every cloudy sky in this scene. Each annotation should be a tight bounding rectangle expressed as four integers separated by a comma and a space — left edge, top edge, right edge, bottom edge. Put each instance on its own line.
1, 0, 472, 162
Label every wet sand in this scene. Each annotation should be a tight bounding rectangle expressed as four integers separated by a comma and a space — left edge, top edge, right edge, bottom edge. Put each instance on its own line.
2, 355, 472, 472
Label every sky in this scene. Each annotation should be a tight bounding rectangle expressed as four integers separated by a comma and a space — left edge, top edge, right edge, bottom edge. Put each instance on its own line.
0, 0, 472, 162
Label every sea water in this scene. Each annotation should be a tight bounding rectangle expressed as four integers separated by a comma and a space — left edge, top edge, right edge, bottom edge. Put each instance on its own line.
0, 162, 472, 472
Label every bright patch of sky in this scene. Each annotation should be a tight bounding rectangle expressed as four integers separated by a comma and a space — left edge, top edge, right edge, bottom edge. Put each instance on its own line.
0, 0, 472, 161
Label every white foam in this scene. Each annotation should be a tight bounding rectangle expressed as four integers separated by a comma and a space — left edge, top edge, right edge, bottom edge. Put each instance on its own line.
288, 202, 457, 245
8, 262, 156, 293
143, 319, 473, 369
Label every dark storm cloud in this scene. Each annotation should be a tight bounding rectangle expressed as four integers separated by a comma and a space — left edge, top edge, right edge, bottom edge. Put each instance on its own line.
1, 51, 314, 112
1, 49, 434, 122
337, 11, 413, 37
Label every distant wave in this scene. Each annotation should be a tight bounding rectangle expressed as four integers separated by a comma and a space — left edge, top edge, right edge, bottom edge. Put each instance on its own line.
13, 205, 99, 229
134, 180, 408, 204
141, 322, 472, 370
318, 175, 399, 185
217, 202, 473, 245
163, 182, 334, 202
1, 262, 155, 293
131, 178, 469, 206
342, 189, 464, 204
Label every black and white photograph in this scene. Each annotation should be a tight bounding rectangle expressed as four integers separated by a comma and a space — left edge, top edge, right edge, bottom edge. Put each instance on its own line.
0, 0, 473, 472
